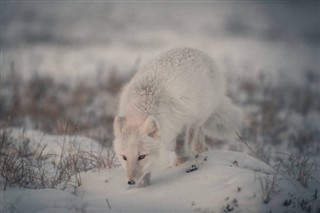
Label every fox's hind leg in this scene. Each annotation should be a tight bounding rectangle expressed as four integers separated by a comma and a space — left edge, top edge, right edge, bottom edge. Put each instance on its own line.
194, 127, 207, 154
174, 126, 207, 167
187, 126, 206, 155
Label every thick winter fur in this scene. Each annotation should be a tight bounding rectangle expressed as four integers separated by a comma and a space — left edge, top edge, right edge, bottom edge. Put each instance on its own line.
113, 48, 243, 187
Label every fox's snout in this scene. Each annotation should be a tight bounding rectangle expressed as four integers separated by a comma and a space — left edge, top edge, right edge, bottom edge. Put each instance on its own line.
126, 164, 139, 185
128, 180, 135, 185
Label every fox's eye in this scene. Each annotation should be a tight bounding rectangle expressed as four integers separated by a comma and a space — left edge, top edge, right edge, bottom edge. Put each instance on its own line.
122, 155, 127, 161
138, 155, 146, 160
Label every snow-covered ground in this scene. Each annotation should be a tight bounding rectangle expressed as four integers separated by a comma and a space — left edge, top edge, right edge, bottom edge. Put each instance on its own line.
1, 129, 319, 213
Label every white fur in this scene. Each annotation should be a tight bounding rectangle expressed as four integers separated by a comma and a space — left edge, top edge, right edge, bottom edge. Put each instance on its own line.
113, 48, 243, 187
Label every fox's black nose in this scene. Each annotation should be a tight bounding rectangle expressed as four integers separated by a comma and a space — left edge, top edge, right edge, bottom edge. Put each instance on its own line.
128, 180, 135, 185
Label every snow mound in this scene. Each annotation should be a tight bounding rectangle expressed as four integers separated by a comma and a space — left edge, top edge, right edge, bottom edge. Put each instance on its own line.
78, 150, 317, 213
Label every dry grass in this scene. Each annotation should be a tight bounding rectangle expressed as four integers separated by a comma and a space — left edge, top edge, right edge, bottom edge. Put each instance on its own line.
258, 173, 279, 204
0, 66, 128, 146
0, 129, 116, 194
277, 153, 316, 188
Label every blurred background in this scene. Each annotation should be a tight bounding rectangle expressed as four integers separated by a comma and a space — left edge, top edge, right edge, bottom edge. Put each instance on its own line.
1, 1, 319, 161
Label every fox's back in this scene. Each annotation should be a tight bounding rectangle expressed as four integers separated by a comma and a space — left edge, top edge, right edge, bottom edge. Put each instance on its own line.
119, 48, 225, 125
139, 48, 218, 81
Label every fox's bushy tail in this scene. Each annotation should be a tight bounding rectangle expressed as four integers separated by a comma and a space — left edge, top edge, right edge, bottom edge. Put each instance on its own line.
202, 96, 243, 141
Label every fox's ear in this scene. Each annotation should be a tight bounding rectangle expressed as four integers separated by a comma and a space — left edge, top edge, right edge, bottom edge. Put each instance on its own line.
141, 116, 160, 139
114, 116, 126, 136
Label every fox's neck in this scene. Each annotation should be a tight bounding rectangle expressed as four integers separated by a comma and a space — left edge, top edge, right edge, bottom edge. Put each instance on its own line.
123, 107, 180, 148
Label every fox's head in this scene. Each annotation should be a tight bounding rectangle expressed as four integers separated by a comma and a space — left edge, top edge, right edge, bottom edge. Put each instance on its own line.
113, 115, 161, 186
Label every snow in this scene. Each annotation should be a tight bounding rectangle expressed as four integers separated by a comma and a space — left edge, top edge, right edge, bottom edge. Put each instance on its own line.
2, 188, 84, 213
2, 129, 318, 213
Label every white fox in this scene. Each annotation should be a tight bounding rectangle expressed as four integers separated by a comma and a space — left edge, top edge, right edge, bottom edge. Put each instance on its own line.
113, 48, 243, 187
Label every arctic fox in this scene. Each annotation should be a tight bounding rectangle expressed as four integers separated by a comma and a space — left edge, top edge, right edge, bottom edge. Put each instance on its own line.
113, 48, 243, 187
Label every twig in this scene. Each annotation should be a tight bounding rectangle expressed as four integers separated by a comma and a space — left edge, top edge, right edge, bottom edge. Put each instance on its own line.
106, 198, 112, 210
235, 132, 265, 164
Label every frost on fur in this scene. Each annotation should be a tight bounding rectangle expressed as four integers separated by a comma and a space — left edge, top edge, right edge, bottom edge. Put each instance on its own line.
113, 48, 243, 187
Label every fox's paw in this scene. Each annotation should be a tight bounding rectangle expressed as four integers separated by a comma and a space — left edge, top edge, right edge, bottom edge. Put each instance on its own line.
185, 164, 198, 173
185, 155, 208, 173
137, 173, 151, 188
137, 180, 150, 188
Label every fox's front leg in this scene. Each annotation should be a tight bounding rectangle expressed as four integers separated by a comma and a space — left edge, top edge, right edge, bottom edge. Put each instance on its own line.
137, 173, 151, 188
174, 131, 189, 166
